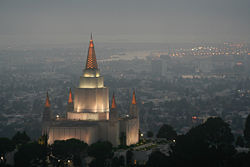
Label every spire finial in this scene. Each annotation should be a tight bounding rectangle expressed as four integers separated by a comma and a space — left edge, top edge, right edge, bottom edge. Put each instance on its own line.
45, 91, 51, 107
132, 90, 136, 105
68, 88, 73, 104
85, 33, 98, 69
111, 92, 117, 109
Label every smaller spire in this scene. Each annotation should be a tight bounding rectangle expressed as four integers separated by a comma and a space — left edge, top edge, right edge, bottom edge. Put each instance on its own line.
68, 88, 73, 104
45, 92, 51, 107
111, 93, 117, 109
132, 90, 136, 105
90, 32, 93, 41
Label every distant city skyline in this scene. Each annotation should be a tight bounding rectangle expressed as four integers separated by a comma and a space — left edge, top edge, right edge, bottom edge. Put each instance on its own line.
0, 0, 249, 47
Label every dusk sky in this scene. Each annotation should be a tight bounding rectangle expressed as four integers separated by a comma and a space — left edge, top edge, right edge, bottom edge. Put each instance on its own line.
0, 0, 249, 46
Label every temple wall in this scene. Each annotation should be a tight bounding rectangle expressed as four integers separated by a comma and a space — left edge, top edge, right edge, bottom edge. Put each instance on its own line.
42, 123, 50, 136
120, 118, 139, 146
67, 112, 109, 121
97, 121, 109, 141
129, 105, 139, 118
108, 120, 120, 146
79, 76, 104, 88
46, 117, 138, 146
127, 118, 139, 145
74, 87, 109, 114
47, 126, 99, 145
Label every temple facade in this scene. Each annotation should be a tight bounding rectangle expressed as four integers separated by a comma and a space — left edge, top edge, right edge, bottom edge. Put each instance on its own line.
42, 35, 139, 146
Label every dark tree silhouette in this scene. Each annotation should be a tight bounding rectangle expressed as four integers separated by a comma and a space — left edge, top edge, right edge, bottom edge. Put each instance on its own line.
0, 138, 15, 155
111, 155, 126, 167
126, 150, 133, 166
147, 131, 154, 138
12, 131, 30, 146
171, 117, 235, 167
51, 138, 88, 166
156, 124, 177, 140
14, 142, 47, 167
0, 138, 15, 165
146, 151, 171, 167
244, 114, 250, 147
235, 135, 245, 147
88, 141, 113, 167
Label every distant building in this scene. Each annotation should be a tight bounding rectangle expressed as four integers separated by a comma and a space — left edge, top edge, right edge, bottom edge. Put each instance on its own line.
151, 59, 163, 77
42, 35, 139, 146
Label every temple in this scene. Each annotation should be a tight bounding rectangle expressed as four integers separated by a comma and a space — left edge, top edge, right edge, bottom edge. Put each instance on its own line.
42, 35, 139, 146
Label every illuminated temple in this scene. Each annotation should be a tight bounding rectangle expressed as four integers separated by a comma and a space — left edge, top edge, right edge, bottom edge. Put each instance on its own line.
42, 35, 139, 146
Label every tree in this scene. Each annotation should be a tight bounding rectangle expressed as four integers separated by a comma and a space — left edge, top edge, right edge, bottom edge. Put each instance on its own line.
51, 138, 88, 166
226, 152, 250, 167
126, 150, 133, 166
119, 155, 125, 167
156, 124, 177, 140
14, 142, 47, 167
0, 138, 15, 155
111, 157, 119, 167
112, 155, 125, 167
200, 117, 234, 148
38, 134, 48, 146
146, 151, 171, 167
88, 141, 113, 167
12, 131, 30, 146
235, 135, 245, 147
244, 114, 250, 146
147, 131, 154, 138
171, 117, 235, 167
0, 138, 15, 165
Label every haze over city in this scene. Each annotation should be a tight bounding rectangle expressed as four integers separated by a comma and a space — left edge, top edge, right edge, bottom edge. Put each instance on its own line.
0, 0, 249, 48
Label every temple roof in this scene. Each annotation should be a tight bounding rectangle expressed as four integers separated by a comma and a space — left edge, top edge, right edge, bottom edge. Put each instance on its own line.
45, 92, 51, 107
85, 34, 98, 70
132, 90, 136, 105
68, 88, 73, 104
111, 93, 117, 109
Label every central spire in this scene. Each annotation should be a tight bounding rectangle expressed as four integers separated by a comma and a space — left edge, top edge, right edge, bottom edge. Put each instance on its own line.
85, 33, 98, 70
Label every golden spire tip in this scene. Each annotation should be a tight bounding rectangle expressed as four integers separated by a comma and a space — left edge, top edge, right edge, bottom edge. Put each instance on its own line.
68, 88, 73, 103
45, 91, 51, 107
132, 90, 136, 105
111, 92, 116, 109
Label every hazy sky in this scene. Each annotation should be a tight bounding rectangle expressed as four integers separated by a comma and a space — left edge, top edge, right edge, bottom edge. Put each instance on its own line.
0, 0, 249, 46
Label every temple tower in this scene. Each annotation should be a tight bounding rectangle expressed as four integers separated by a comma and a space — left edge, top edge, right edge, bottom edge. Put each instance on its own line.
129, 90, 139, 118
67, 88, 74, 112
43, 35, 139, 146
42, 92, 52, 135
67, 35, 109, 121
108, 93, 120, 146
109, 93, 118, 120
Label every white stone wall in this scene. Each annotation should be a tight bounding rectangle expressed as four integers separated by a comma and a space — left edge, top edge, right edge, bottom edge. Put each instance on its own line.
125, 118, 139, 146
108, 120, 120, 146
67, 112, 109, 121
47, 126, 99, 145
47, 117, 136, 146
74, 87, 109, 114
78, 76, 104, 88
